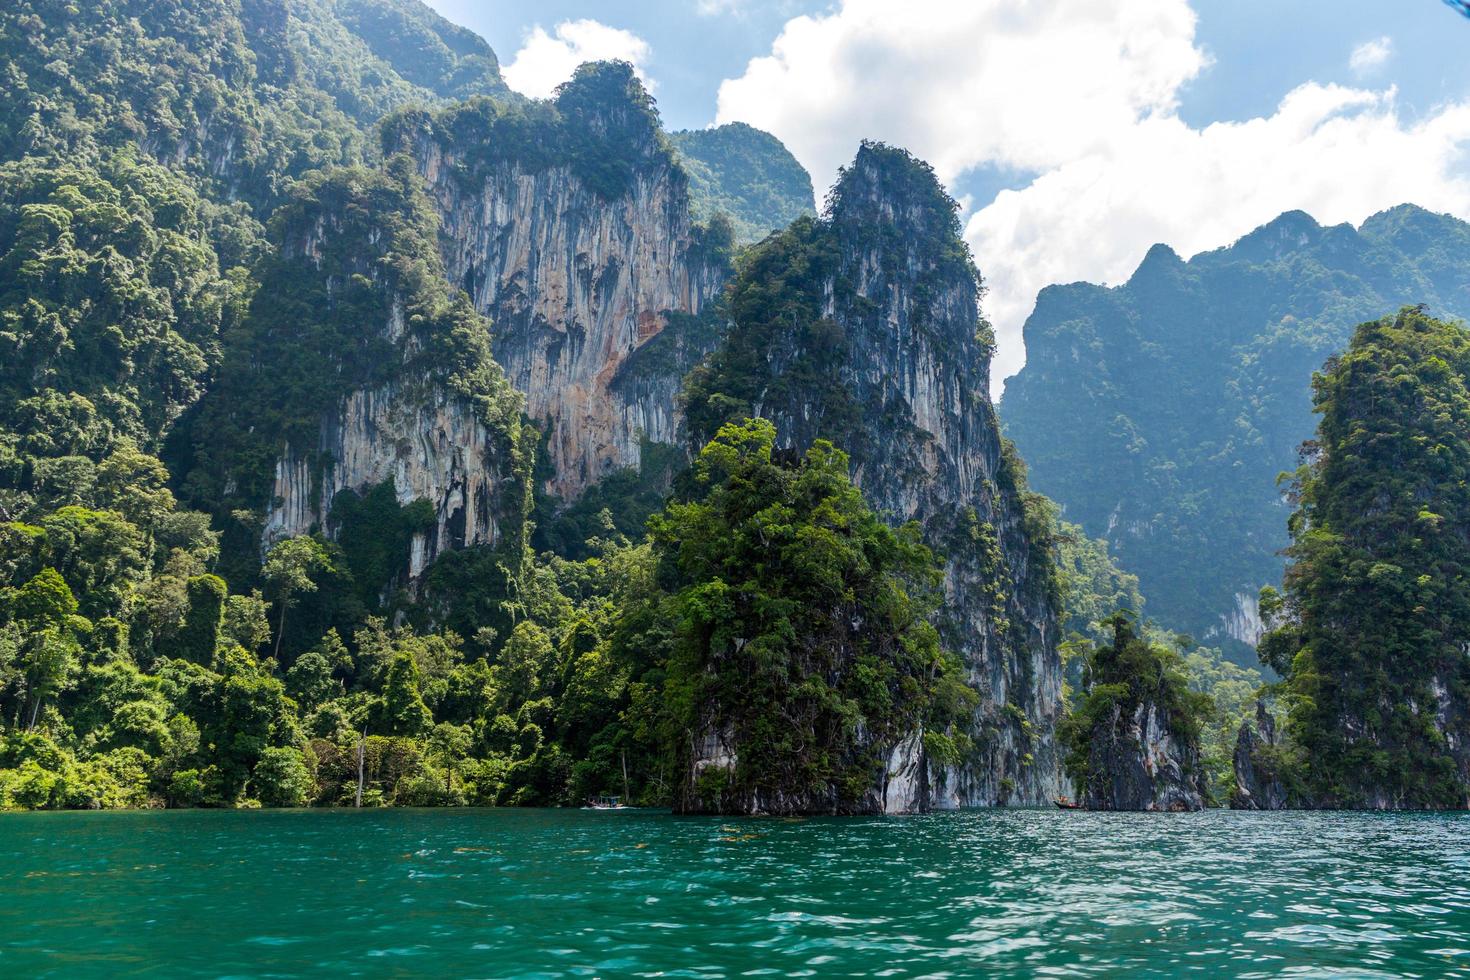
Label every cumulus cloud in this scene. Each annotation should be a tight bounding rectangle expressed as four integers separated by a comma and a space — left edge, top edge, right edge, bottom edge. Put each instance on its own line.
716, 0, 1207, 187
502, 20, 654, 99
1350, 36, 1394, 75
714, 0, 1470, 392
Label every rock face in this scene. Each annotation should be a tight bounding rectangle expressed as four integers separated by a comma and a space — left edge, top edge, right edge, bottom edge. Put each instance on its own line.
262, 383, 522, 579
1077, 699, 1206, 812
684, 142, 1065, 812
1231, 701, 1292, 811
185, 161, 531, 590
395, 63, 728, 499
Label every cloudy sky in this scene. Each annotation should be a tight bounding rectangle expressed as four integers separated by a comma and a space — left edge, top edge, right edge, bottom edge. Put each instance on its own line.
426, 0, 1470, 391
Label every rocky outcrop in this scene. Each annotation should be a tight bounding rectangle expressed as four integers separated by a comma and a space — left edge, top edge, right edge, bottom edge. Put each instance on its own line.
1076, 699, 1206, 812
395, 63, 728, 499
262, 383, 523, 579
1231, 701, 1293, 810
186, 160, 531, 593
683, 142, 1065, 812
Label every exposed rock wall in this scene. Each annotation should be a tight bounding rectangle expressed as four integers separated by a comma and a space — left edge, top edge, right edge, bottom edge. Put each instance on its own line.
262, 382, 522, 579
187, 159, 531, 591
1077, 700, 1206, 812
399, 69, 727, 498
1231, 701, 1293, 810
685, 143, 1064, 812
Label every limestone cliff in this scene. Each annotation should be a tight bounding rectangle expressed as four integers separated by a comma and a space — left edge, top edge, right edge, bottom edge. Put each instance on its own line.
262, 382, 524, 580
1073, 699, 1206, 812
1061, 615, 1207, 812
1230, 702, 1294, 811
389, 62, 728, 499
184, 159, 531, 590
1003, 207, 1470, 667
683, 142, 1065, 812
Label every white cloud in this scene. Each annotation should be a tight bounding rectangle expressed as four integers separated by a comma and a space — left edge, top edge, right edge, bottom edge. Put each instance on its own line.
714, 1, 1470, 392
716, 0, 1207, 188
502, 20, 654, 100
697, 0, 744, 14
1350, 36, 1394, 75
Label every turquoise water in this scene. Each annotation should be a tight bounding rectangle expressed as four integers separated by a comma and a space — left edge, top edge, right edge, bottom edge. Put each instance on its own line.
2, 809, 1468, 977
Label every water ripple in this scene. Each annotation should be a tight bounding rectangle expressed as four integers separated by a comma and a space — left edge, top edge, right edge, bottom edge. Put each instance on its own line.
1, 809, 1469, 977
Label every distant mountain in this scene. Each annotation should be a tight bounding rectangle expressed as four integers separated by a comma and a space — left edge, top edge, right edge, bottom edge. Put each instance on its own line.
670, 123, 815, 244
1001, 205, 1470, 662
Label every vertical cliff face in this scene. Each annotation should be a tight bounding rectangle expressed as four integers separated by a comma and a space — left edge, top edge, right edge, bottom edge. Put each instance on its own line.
262, 383, 525, 580
684, 142, 1064, 810
1231, 702, 1294, 810
185, 158, 531, 590
1075, 701, 1206, 812
393, 63, 728, 499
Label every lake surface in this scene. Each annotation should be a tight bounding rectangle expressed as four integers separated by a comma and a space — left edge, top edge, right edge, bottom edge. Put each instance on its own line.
2, 808, 1468, 977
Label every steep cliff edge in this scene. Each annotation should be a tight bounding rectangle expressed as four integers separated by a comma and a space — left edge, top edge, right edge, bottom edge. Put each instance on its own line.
683, 142, 1065, 811
388, 62, 729, 499
1254, 309, 1470, 809
181, 156, 532, 590
1231, 702, 1296, 810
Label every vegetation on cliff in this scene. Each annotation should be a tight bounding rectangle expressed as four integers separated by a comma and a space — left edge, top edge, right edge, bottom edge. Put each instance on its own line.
177, 154, 529, 575
1060, 613, 1211, 810
1257, 308, 1470, 808
660, 420, 973, 814
384, 61, 675, 202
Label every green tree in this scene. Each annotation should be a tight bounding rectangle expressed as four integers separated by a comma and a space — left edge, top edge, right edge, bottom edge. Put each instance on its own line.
261, 537, 331, 659
379, 652, 432, 737
253, 746, 314, 808
177, 574, 227, 665
286, 652, 336, 713
653, 418, 966, 814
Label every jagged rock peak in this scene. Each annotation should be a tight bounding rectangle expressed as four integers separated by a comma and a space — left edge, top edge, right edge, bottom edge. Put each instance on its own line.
384, 60, 679, 202
829, 141, 970, 246
1230, 701, 1294, 811
1225, 209, 1324, 263
679, 141, 1065, 812
1128, 242, 1186, 283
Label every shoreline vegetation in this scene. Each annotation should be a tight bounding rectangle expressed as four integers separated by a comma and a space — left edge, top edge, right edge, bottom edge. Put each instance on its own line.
1, 1, 1466, 814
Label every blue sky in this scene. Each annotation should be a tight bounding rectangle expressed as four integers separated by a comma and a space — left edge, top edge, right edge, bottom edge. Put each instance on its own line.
426, 0, 1470, 386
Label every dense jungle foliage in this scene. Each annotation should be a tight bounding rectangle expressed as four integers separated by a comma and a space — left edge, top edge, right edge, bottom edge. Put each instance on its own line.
1258, 308, 1470, 808
670, 123, 816, 245
0, 0, 1337, 813
658, 420, 973, 813
1003, 208, 1470, 664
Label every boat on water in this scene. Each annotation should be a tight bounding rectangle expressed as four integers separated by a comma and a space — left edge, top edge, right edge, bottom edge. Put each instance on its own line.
1054, 797, 1084, 810
583, 795, 631, 810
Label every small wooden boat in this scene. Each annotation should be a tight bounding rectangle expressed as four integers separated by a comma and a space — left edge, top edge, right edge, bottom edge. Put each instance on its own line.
1054, 797, 1083, 810
583, 795, 631, 810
